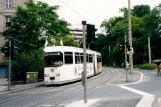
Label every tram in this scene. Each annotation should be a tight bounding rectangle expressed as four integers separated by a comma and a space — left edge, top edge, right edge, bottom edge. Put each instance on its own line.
44, 46, 102, 85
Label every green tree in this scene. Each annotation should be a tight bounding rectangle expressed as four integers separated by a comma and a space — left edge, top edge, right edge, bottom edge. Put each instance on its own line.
99, 4, 161, 65
133, 5, 150, 17
3, 0, 70, 53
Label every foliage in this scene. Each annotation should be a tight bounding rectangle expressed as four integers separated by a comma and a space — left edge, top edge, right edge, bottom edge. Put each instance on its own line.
3, 0, 70, 53
47, 36, 80, 47
11, 49, 44, 81
133, 5, 150, 17
99, 4, 161, 66
135, 63, 156, 70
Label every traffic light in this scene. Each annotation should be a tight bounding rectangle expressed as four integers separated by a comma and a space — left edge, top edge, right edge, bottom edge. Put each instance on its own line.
1, 46, 10, 56
119, 45, 124, 52
11, 41, 18, 59
87, 24, 96, 43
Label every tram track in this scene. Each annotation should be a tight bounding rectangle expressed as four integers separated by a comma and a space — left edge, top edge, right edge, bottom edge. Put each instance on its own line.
0, 68, 124, 107
27, 68, 124, 107
0, 68, 110, 106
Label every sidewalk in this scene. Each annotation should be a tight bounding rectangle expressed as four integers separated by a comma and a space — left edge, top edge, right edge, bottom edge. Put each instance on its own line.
109, 69, 142, 85
0, 81, 44, 95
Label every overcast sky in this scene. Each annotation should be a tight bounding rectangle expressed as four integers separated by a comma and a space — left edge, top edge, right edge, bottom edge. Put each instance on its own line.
36, 0, 161, 29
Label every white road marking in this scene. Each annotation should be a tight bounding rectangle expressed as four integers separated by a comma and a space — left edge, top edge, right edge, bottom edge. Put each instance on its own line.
119, 85, 156, 107
119, 85, 154, 96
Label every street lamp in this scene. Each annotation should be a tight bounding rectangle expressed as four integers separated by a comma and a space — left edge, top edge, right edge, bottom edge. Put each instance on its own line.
128, 0, 133, 73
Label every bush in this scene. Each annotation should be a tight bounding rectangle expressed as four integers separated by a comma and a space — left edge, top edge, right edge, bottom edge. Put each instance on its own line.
135, 63, 156, 70
11, 49, 44, 81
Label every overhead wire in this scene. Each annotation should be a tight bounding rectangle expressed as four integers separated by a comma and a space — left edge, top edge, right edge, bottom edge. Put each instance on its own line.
58, 0, 96, 25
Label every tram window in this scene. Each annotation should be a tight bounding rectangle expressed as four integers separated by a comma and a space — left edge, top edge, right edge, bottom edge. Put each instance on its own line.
97, 55, 102, 62
75, 53, 80, 64
89, 54, 93, 63
44, 52, 63, 67
86, 54, 89, 62
65, 52, 73, 64
80, 55, 83, 63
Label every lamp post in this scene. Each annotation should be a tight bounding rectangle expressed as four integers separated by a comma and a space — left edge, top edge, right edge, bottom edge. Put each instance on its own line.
128, 0, 133, 74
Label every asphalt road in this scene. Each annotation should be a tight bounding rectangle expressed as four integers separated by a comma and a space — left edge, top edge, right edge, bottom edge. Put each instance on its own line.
129, 69, 161, 98
0, 67, 144, 107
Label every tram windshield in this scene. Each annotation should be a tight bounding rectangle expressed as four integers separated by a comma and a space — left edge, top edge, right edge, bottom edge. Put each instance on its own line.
45, 52, 63, 67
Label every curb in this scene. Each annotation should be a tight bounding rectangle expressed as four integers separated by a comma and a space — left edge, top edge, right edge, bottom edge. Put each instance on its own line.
135, 95, 157, 107
0, 82, 44, 95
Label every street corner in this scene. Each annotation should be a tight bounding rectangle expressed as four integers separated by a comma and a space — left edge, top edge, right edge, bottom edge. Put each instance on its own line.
64, 99, 101, 107
109, 70, 143, 86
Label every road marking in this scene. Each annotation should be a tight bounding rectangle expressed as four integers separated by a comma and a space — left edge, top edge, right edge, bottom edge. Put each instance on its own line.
119, 85, 154, 96
119, 86, 156, 107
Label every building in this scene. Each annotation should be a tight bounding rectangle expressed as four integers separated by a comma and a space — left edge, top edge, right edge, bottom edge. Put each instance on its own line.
0, 0, 28, 47
0, 0, 28, 78
70, 28, 83, 42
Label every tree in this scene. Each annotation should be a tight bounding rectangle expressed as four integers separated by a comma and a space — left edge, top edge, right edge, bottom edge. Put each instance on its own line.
99, 4, 161, 65
132, 5, 150, 17
3, 0, 70, 53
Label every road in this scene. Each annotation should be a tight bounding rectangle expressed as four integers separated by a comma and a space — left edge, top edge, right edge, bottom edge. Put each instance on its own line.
0, 67, 160, 107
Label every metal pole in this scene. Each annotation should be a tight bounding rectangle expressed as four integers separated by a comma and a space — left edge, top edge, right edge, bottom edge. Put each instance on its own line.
125, 34, 128, 82
148, 37, 151, 64
8, 40, 11, 91
82, 21, 87, 103
128, 0, 133, 74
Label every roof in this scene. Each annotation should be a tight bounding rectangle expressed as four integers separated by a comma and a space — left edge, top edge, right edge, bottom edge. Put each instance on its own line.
44, 46, 101, 55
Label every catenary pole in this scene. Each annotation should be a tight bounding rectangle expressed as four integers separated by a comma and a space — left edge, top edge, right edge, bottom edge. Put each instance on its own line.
82, 21, 87, 103
128, 0, 133, 74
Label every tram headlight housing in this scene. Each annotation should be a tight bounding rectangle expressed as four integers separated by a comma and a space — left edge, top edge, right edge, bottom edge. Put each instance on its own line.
56, 73, 60, 76
45, 74, 49, 77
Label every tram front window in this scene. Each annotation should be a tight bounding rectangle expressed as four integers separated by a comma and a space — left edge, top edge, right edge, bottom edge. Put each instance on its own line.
45, 52, 63, 67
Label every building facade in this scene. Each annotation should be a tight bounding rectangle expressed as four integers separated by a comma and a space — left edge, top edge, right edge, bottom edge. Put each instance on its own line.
70, 28, 83, 42
0, 0, 28, 46
0, 0, 28, 63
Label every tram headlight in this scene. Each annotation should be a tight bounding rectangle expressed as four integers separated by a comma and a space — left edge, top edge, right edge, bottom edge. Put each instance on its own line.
56, 73, 60, 76
45, 74, 49, 77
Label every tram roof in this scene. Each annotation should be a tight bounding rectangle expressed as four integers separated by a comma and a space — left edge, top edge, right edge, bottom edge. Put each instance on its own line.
44, 46, 101, 55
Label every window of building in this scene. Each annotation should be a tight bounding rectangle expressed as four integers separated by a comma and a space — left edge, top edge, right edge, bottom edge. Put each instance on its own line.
6, 16, 11, 27
64, 52, 73, 64
6, 0, 12, 8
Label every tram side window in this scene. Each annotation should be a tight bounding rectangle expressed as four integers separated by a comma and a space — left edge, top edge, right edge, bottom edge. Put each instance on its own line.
89, 54, 93, 63
97, 55, 102, 62
86, 54, 89, 62
75, 53, 80, 64
80, 53, 83, 63
65, 52, 73, 64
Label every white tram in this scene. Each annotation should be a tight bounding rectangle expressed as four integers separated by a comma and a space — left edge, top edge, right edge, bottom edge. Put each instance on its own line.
44, 46, 102, 85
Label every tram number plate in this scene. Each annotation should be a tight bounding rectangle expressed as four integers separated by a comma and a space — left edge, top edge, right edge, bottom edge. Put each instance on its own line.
50, 77, 55, 80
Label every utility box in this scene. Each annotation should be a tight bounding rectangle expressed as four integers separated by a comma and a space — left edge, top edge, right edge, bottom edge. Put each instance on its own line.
26, 72, 38, 83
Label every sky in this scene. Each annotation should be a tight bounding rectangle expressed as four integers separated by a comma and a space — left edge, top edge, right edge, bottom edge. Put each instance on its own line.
36, 0, 161, 31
